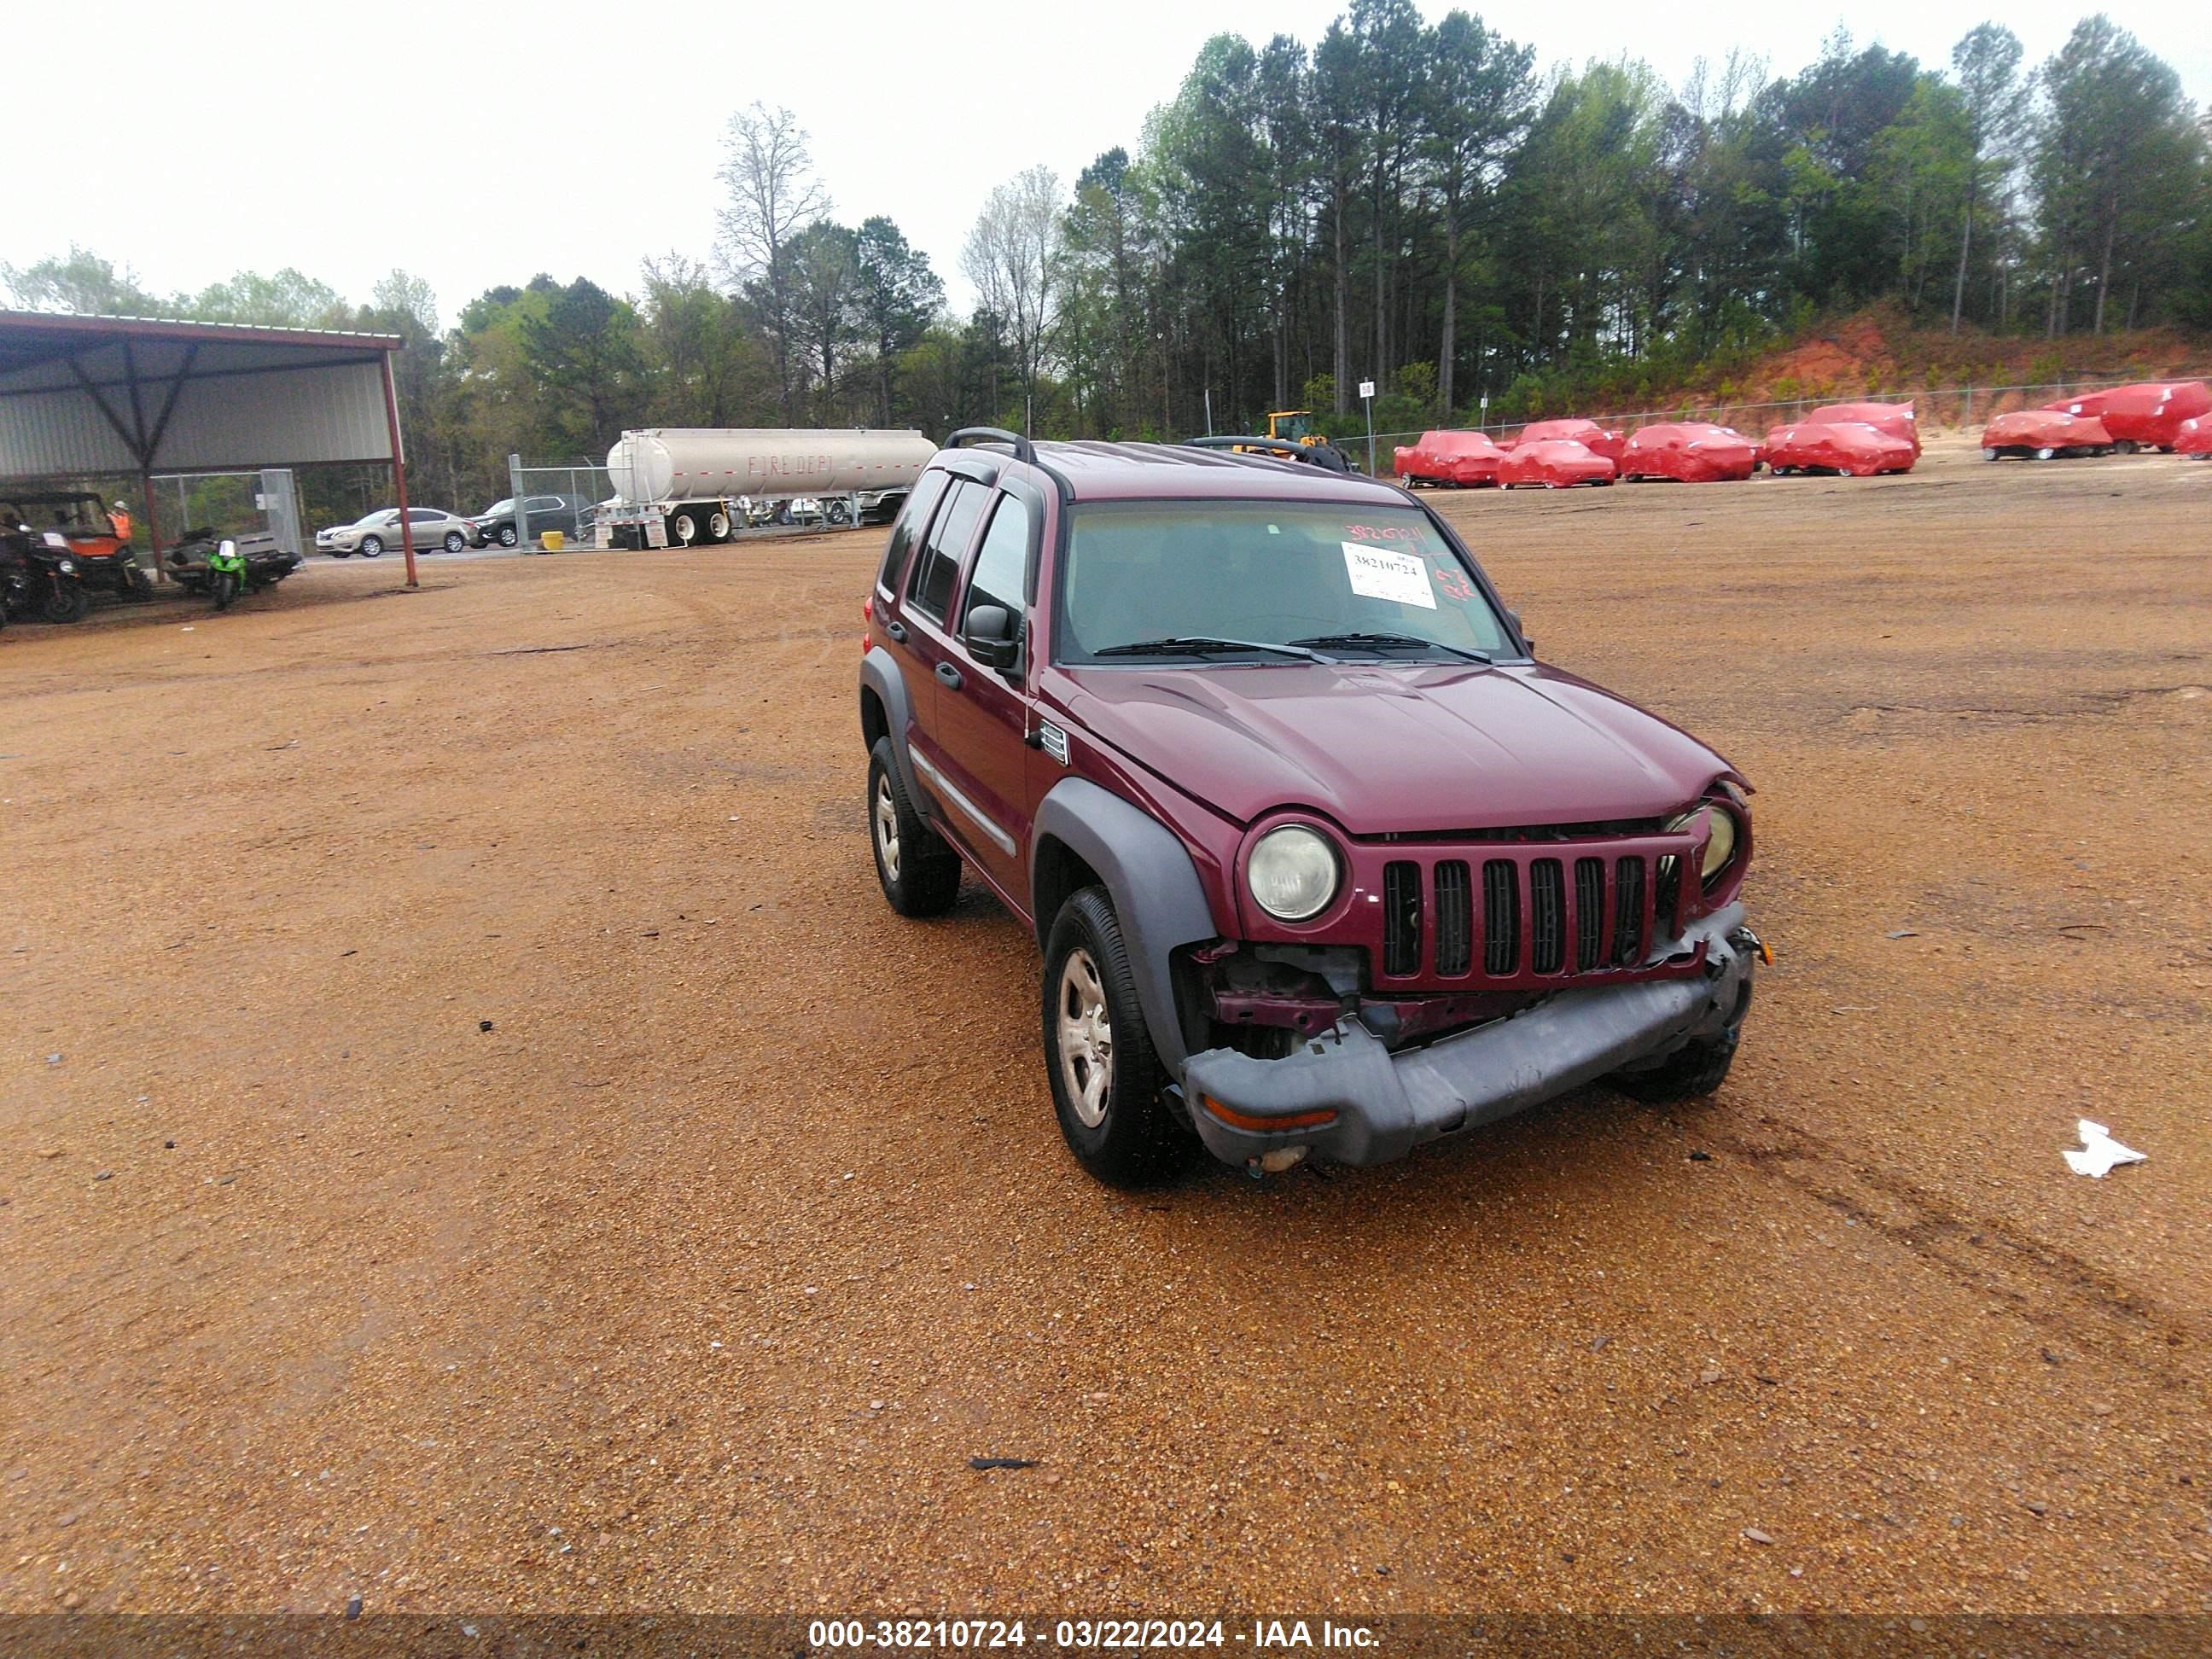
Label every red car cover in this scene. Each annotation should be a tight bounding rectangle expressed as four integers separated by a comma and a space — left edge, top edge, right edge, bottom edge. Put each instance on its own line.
1617, 422, 1758, 482
1394, 429, 1508, 486
1805, 401, 1919, 457
1498, 439, 1615, 488
1982, 410, 2115, 457
1761, 421, 1918, 476
2046, 381, 2211, 450
2175, 416, 2211, 457
1515, 419, 1625, 462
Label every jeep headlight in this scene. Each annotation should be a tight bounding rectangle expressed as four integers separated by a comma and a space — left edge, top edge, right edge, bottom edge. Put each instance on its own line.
1249, 825, 1339, 922
1669, 802, 1741, 887
57, 558, 76, 573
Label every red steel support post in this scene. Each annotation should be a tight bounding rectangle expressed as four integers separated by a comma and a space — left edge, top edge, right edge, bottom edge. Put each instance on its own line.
381, 350, 418, 589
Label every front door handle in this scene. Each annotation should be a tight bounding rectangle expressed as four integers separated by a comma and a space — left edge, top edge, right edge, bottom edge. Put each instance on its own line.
886, 620, 907, 643
935, 661, 963, 690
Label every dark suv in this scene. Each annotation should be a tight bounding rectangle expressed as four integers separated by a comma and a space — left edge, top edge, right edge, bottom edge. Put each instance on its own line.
859, 430, 1761, 1185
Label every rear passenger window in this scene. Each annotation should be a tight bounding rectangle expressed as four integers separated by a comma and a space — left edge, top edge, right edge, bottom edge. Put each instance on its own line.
907, 480, 987, 625
878, 470, 949, 596
963, 494, 1030, 624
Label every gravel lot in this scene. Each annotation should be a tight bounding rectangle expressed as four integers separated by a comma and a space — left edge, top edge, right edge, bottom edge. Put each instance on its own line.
3, 438, 2208, 1617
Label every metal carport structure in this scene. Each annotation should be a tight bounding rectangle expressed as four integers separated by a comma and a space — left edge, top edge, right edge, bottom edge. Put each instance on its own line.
0, 311, 422, 586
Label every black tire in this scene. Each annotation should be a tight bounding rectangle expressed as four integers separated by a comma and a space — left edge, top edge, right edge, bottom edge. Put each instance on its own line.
498, 524, 519, 548
124, 562, 154, 599
672, 509, 704, 545
706, 508, 731, 543
212, 572, 241, 612
2115, 439, 2138, 455
331, 550, 352, 559
1612, 1020, 1743, 1105
826, 498, 852, 526
1042, 888, 1178, 1185
443, 531, 466, 554
867, 737, 961, 917
1982, 447, 1999, 462
359, 536, 384, 557
42, 579, 90, 624
2035, 446, 2057, 462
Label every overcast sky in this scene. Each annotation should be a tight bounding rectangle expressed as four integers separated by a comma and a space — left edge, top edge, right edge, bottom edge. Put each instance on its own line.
15, 0, 2208, 329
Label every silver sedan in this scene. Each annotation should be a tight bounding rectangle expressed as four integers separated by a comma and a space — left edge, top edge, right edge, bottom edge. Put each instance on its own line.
317, 508, 481, 558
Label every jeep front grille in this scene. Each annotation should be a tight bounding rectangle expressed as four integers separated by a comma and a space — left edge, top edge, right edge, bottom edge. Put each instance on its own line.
1362, 839, 1692, 989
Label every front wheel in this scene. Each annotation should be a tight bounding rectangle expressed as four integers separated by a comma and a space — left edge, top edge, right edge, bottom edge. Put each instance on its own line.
826, 498, 851, 526
212, 572, 242, 611
2035, 446, 2057, 462
498, 525, 519, 548
358, 536, 385, 557
867, 737, 960, 917
1042, 888, 1177, 1186
43, 580, 90, 624
125, 563, 154, 599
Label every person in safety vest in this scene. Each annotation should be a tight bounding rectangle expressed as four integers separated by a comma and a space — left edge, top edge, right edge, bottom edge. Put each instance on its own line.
108, 500, 133, 542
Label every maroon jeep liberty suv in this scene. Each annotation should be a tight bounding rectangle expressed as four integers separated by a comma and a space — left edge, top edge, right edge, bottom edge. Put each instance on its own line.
859, 430, 1761, 1185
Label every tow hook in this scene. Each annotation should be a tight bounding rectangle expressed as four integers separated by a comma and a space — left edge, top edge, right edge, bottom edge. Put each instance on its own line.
1731, 925, 1773, 966
1245, 1146, 1311, 1179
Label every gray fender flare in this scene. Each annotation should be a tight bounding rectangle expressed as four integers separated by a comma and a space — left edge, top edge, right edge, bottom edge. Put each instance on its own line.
859, 647, 922, 806
1032, 777, 1222, 1070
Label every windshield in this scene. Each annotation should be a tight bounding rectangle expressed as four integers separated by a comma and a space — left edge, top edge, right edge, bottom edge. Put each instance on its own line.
484, 499, 513, 516
1055, 499, 1514, 664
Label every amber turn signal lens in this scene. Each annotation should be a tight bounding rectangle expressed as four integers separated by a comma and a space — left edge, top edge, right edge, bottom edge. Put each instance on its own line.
1199, 1097, 1338, 1133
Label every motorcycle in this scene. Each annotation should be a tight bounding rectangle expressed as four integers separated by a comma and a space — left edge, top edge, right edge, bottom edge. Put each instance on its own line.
0, 528, 92, 624
207, 539, 247, 610
165, 527, 301, 604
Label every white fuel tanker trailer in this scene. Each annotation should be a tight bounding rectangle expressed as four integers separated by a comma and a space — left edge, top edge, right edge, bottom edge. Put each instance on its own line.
601, 428, 934, 547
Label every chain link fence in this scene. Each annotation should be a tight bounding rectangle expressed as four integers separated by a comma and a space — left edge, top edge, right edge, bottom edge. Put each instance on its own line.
506, 457, 614, 550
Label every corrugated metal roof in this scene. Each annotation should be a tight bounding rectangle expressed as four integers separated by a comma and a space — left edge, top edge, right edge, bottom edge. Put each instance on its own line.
0, 310, 404, 478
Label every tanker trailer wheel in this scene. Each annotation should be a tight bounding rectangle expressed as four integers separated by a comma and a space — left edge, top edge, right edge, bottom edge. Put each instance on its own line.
707, 509, 731, 544
671, 509, 701, 545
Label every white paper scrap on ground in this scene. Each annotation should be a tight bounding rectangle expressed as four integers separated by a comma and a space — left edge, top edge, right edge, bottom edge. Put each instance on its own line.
1342, 543, 1436, 609
2064, 1120, 2146, 1178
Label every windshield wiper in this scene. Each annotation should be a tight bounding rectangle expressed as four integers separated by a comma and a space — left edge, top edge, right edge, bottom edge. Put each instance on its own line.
1288, 632, 1493, 664
1092, 636, 1336, 663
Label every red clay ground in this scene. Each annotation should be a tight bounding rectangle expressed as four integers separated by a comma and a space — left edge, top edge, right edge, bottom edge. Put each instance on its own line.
2, 440, 2208, 1618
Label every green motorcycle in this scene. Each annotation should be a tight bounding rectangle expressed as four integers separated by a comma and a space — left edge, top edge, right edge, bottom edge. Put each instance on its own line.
208, 538, 247, 611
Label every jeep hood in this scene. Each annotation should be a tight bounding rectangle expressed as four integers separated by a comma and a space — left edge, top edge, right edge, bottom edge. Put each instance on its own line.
1056, 662, 1736, 835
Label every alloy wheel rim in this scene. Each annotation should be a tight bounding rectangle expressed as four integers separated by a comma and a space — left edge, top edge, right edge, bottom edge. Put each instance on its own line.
873, 775, 900, 882
1057, 947, 1114, 1128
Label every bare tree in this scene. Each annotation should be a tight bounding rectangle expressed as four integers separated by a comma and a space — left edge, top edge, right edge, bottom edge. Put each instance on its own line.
962, 166, 1064, 432
1949, 24, 2029, 333
716, 102, 829, 422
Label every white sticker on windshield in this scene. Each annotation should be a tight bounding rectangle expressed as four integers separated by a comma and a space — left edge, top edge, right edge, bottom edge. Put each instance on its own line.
1342, 543, 1436, 610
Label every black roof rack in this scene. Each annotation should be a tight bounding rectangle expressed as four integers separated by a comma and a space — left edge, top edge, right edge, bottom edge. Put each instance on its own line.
946, 426, 1036, 465
1183, 434, 1353, 474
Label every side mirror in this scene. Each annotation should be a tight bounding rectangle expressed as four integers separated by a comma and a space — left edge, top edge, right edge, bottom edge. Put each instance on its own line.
963, 603, 1021, 672
1508, 608, 1534, 655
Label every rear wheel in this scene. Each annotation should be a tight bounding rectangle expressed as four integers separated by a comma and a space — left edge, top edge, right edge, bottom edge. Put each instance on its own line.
672, 509, 703, 545
124, 563, 154, 599
443, 531, 466, 554
2035, 446, 2057, 462
1042, 888, 1176, 1186
707, 509, 731, 543
827, 499, 851, 526
867, 738, 960, 917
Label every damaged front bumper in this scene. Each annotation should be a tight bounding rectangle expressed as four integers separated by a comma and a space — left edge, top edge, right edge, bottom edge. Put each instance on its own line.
1178, 904, 1755, 1169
